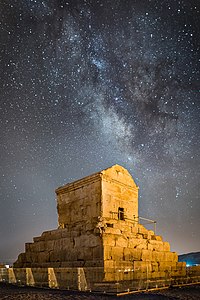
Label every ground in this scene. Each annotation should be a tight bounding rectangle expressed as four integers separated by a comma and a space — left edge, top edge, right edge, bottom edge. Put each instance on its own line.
0, 283, 200, 299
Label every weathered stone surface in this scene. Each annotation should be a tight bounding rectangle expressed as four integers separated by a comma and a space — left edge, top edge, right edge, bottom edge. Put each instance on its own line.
163, 241, 170, 251
115, 236, 128, 248
141, 249, 153, 261
103, 234, 116, 247
13, 165, 186, 283
148, 240, 164, 251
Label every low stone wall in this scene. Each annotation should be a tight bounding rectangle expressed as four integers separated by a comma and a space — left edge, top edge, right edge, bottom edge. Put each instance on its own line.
0, 267, 104, 291
1, 267, 200, 293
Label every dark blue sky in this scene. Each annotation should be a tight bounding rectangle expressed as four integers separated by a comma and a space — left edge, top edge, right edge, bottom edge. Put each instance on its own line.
0, 0, 200, 262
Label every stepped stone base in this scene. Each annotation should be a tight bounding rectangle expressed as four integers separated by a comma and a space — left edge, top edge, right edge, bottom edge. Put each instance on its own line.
13, 220, 186, 281
13, 165, 186, 285
1, 266, 199, 293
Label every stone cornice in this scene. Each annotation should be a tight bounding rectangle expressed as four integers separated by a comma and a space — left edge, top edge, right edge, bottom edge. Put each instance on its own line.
55, 172, 101, 194
55, 171, 139, 195
101, 174, 139, 190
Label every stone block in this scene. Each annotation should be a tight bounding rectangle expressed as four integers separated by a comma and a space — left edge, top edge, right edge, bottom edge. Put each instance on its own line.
61, 229, 70, 238
12, 268, 27, 284
104, 270, 115, 281
158, 261, 173, 272
148, 240, 164, 251
163, 251, 174, 262
88, 235, 101, 247
17, 253, 26, 263
104, 246, 112, 260
53, 239, 63, 251
148, 230, 155, 235
135, 239, 148, 250
173, 252, 178, 261
74, 235, 85, 248
147, 243, 154, 251
115, 236, 128, 248
29, 253, 39, 263
176, 261, 186, 269
37, 241, 46, 252
28, 243, 37, 253
143, 233, 148, 239
164, 252, 177, 262
152, 251, 165, 262
127, 237, 140, 248
131, 249, 142, 261
33, 236, 42, 243
141, 249, 152, 261
25, 243, 32, 252
85, 222, 94, 232
163, 242, 170, 251
25, 253, 32, 263
72, 228, 81, 236
131, 226, 138, 234
171, 268, 186, 277
186, 265, 200, 276
111, 246, 124, 261
114, 261, 133, 271
123, 248, 142, 262
104, 227, 121, 235
83, 247, 93, 261
150, 271, 166, 279
151, 262, 159, 272
49, 250, 60, 263
29, 268, 48, 286
48, 229, 63, 240
147, 230, 154, 239
103, 234, 116, 247
45, 240, 55, 251
104, 260, 115, 269
138, 225, 148, 235
134, 261, 152, 273
119, 223, 131, 234
8, 268, 16, 284
41, 231, 52, 239
60, 238, 72, 250
38, 252, 50, 264
155, 235, 163, 241
93, 246, 103, 260
123, 248, 131, 261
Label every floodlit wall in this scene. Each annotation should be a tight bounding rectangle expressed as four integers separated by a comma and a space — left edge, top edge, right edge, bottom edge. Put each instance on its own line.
101, 165, 138, 220
56, 173, 102, 227
12, 165, 192, 289
1, 266, 200, 293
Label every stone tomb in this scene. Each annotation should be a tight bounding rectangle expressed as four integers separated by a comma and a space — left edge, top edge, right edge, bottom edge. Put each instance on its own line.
14, 165, 186, 288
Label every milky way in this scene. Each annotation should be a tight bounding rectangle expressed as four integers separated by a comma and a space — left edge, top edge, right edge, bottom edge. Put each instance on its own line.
0, 0, 200, 262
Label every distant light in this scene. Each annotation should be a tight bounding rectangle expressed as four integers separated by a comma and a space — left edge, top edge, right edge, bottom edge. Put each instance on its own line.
186, 264, 191, 267
186, 263, 199, 267
5, 265, 9, 269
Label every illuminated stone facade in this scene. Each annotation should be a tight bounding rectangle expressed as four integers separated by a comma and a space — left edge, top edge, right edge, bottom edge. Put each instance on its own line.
14, 165, 186, 285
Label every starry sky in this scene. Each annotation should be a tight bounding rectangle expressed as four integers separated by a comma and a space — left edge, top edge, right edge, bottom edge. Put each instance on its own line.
0, 0, 200, 263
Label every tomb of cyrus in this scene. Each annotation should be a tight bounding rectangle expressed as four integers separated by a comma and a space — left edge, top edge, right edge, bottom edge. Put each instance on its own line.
14, 165, 186, 283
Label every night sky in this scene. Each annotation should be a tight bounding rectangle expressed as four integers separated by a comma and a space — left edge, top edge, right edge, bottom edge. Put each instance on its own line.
0, 0, 199, 263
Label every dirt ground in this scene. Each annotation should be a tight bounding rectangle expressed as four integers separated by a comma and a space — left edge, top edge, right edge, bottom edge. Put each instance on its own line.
0, 283, 199, 300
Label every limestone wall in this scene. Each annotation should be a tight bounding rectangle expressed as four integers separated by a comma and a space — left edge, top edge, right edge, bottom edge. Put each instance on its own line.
0, 267, 104, 290
101, 221, 186, 281
1, 266, 200, 293
13, 165, 189, 288
101, 165, 138, 220
14, 227, 103, 268
56, 173, 102, 228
